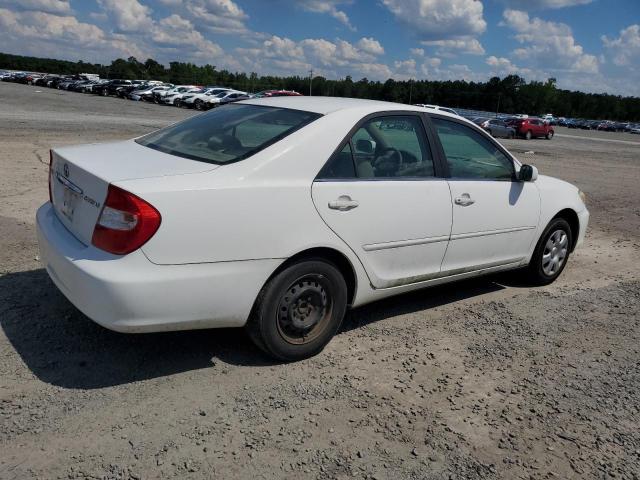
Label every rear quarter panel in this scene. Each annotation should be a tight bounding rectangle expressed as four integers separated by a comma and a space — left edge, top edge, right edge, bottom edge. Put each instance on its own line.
118, 110, 373, 268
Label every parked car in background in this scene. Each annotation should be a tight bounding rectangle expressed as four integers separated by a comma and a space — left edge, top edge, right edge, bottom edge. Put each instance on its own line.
507, 117, 554, 140
181, 87, 232, 109
252, 90, 303, 98
153, 85, 198, 103
161, 86, 202, 106
415, 104, 459, 116
129, 84, 173, 101
475, 118, 516, 139
203, 90, 248, 109
38, 97, 588, 360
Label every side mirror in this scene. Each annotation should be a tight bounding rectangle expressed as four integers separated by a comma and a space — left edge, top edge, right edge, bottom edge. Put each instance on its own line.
519, 164, 538, 182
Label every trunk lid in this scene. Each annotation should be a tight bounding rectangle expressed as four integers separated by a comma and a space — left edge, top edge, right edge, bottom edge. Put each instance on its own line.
50, 140, 218, 246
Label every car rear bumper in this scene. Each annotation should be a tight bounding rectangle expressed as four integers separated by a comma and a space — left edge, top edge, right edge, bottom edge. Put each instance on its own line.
37, 203, 280, 333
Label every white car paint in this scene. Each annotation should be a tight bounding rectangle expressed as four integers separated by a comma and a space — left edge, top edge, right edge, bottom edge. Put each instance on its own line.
37, 96, 588, 334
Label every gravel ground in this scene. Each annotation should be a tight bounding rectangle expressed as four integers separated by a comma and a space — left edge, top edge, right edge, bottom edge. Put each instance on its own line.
1, 82, 639, 480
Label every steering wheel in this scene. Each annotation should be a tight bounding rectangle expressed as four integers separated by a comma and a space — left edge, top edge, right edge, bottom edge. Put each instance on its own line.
373, 147, 403, 177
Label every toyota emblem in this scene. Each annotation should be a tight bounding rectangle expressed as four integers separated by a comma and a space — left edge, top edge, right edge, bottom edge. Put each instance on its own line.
63, 163, 69, 177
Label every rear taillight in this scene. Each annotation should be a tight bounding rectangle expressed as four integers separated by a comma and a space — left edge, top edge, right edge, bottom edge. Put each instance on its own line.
91, 184, 161, 255
48, 150, 53, 203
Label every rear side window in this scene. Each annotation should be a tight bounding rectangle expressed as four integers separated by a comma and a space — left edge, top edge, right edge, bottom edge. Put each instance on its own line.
136, 104, 320, 165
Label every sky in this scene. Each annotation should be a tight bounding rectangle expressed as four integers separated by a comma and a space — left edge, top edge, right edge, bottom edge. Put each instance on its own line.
0, 0, 639, 96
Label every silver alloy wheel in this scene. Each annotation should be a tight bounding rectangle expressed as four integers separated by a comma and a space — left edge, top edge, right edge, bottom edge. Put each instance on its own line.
542, 229, 568, 276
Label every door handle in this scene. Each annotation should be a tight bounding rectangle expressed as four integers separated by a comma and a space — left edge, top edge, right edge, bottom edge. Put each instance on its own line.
328, 195, 359, 211
454, 193, 475, 206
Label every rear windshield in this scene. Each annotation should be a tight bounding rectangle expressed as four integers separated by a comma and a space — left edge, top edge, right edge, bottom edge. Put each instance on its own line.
136, 104, 320, 165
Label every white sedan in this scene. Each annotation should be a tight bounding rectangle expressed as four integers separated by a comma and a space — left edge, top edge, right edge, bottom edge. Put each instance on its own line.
37, 97, 589, 360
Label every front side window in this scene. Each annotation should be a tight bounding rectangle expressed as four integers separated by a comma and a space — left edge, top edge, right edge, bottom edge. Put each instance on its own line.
318, 115, 435, 180
432, 118, 514, 180
136, 104, 320, 164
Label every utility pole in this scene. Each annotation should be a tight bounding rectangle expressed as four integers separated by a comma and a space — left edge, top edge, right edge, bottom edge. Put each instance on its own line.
496, 92, 501, 118
409, 79, 413, 104
309, 69, 313, 96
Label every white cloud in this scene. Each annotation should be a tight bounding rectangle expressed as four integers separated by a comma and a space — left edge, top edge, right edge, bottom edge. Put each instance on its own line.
297, 1, 355, 31
152, 14, 223, 58
97, 0, 153, 32
235, 35, 394, 79
0, 7, 144, 62
485, 55, 537, 78
382, 0, 486, 39
0, 0, 71, 14
357, 37, 384, 56
499, 0, 593, 9
410, 47, 425, 57
421, 38, 485, 56
602, 24, 640, 67
394, 59, 417, 78
502, 9, 599, 74
161, 0, 249, 35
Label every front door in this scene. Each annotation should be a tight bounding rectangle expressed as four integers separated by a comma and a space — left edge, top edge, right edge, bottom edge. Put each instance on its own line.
312, 114, 452, 289
430, 117, 540, 274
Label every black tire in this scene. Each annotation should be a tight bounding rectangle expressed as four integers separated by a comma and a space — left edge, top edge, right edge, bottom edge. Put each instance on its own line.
173, 98, 181, 107
526, 218, 572, 286
525, 130, 532, 140
509, 131, 515, 139
194, 99, 203, 110
246, 259, 348, 361
546, 130, 554, 140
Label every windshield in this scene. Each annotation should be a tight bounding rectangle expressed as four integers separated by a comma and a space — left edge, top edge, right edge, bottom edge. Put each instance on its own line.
136, 104, 321, 165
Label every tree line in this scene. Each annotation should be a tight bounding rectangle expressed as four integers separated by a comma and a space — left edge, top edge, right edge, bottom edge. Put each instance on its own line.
1, 52, 639, 121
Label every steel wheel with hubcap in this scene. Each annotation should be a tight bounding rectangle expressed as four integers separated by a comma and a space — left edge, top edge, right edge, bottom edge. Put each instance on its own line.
525, 130, 532, 140
542, 229, 568, 276
526, 218, 572, 285
246, 259, 347, 361
546, 131, 554, 140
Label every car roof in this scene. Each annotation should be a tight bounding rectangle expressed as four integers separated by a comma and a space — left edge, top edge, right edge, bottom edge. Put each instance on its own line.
239, 96, 455, 117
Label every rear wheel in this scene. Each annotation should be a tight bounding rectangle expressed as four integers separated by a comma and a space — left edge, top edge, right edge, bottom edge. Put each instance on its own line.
246, 259, 348, 361
194, 99, 204, 110
509, 131, 515, 139
546, 130, 554, 140
525, 130, 532, 140
526, 218, 572, 285
173, 98, 181, 107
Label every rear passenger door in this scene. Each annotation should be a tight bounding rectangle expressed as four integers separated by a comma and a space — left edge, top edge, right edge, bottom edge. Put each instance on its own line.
312, 113, 452, 289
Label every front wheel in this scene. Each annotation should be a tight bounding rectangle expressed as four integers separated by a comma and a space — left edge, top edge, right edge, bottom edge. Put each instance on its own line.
546, 130, 554, 140
525, 130, 532, 140
246, 259, 348, 361
526, 218, 572, 285
194, 99, 204, 110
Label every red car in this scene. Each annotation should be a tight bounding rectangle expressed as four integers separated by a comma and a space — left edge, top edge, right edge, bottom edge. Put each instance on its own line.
507, 117, 554, 140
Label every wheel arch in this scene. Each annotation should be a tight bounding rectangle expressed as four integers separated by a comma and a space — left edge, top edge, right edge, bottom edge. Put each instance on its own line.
270, 247, 358, 306
552, 208, 580, 251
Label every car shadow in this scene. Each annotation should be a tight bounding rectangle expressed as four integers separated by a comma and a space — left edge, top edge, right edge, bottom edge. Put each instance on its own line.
1, 268, 519, 390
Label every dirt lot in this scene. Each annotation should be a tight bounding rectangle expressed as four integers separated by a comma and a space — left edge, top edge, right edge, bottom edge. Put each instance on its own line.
1, 82, 639, 480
